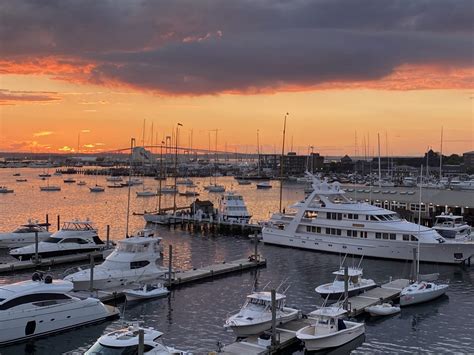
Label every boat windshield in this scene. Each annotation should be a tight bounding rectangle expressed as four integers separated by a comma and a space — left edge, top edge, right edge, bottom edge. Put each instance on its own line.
118, 243, 148, 253
13, 226, 41, 233
85, 343, 154, 354
61, 222, 94, 231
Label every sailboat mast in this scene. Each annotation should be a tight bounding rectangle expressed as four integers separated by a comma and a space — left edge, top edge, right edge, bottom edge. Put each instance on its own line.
279, 113, 289, 213
439, 127, 443, 178
377, 133, 381, 187
416, 165, 423, 280
158, 141, 164, 213
173, 123, 182, 214
257, 129, 261, 176
125, 138, 135, 237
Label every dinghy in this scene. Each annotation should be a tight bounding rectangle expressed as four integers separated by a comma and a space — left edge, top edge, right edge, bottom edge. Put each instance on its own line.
365, 303, 400, 317
123, 283, 169, 302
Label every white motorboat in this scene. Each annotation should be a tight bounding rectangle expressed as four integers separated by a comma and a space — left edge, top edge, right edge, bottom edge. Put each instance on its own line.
107, 182, 124, 188
262, 172, 474, 264
296, 307, 364, 351
433, 213, 471, 240
123, 283, 169, 302
365, 303, 400, 317
224, 291, 300, 337
256, 181, 272, 189
121, 178, 143, 186
0, 186, 14, 193
315, 265, 376, 300
64, 230, 165, 290
77, 180, 87, 186
161, 185, 178, 194
176, 178, 193, 186
85, 324, 190, 355
0, 273, 119, 346
106, 176, 123, 182
9, 219, 105, 260
0, 221, 51, 249
90, 185, 105, 192
236, 179, 251, 185
137, 189, 158, 197
451, 179, 474, 191
219, 192, 251, 224
206, 184, 225, 193
399, 281, 448, 307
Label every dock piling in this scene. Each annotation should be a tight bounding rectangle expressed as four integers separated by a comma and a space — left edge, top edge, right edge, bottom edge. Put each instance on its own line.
89, 254, 95, 295
138, 328, 144, 355
45, 214, 49, 231
271, 289, 278, 347
168, 245, 173, 287
57, 215, 61, 231
106, 225, 110, 249
343, 266, 349, 310
34, 231, 39, 265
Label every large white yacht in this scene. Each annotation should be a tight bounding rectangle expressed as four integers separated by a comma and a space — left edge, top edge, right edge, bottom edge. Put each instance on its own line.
0, 221, 51, 249
85, 324, 190, 354
433, 213, 471, 240
0, 273, 119, 346
224, 291, 299, 337
262, 173, 474, 264
218, 192, 252, 223
64, 230, 165, 290
9, 220, 106, 260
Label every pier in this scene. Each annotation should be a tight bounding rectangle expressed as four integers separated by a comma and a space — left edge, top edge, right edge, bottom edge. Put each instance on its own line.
221, 278, 409, 354
0, 251, 107, 274
74, 256, 267, 304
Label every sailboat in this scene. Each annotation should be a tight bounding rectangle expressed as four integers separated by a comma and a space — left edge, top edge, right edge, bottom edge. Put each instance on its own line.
205, 129, 225, 192
89, 168, 105, 192
400, 166, 449, 306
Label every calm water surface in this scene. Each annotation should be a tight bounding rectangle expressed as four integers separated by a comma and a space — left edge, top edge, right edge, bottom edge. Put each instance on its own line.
0, 168, 473, 354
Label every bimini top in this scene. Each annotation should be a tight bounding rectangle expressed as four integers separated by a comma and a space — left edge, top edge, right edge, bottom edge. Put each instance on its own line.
60, 220, 95, 231
309, 306, 347, 318
435, 213, 463, 220
333, 267, 363, 277
247, 291, 286, 302
119, 235, 162, 245
0, 276, 73, 303
98, 326, 163, 347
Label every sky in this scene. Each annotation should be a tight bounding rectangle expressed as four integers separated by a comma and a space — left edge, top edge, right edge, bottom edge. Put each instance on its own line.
0, 0, 473, 156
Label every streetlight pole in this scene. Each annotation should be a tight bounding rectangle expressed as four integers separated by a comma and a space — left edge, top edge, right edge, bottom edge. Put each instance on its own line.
279, 113, 289, 214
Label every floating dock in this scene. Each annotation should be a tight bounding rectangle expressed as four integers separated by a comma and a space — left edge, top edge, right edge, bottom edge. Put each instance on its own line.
0, 251, 107, 274
221, 278, 410, 354
73, 257, 266, 304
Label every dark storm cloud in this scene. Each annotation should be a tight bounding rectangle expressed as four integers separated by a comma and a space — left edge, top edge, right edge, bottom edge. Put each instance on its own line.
1, 0, 472, 94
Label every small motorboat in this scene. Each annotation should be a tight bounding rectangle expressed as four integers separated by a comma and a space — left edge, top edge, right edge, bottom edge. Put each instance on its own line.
296, 306, 364, 351
77, 180, 87, 186
0, 186, 14, 193
40, 185, 61, 191
179, 190, 200, 197
63, 178, 76, 183
107, 182, 124, 188
224, 291, 300, 337
206, 184, 225, 192
236, 179, 251, 185
256, 181, 272, 189
123, 283, 169, 302
365, 303, 400, 317
90, 185, 105, 192
16, 178, 27, 182
136, 189, 158, 197
12, 173, 21, 177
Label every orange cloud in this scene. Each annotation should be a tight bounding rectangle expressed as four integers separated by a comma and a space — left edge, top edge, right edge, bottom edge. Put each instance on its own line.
0, 89, 61, 105
33, 131, 54, 137
58, 146, 74, 152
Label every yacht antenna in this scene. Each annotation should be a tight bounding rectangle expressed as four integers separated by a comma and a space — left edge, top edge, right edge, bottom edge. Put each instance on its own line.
275, 277, 290, 292
357, 255, 365, 268
262, 281, 272, 291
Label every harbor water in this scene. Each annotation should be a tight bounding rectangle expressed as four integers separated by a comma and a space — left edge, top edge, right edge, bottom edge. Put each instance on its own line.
0, 169, 473, 354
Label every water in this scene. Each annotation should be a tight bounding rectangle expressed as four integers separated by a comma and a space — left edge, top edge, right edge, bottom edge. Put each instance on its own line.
0, 168, 473, 354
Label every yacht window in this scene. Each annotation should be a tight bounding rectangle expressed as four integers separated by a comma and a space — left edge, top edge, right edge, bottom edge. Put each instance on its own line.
370, 215, 378, 221
337, 229, 342, 236
331, 228, 336, 235
311, 226, 316, 233
382, 233, 388, 240
130, 260, 150, 269
60, 238, 88, 244
93, 236, 104, 245
85, 343, 154, 354
375, 233, 381, 239
347, 230, 351, 237
337, 213, 342, 220
353, 230, 358, 237
348, 214, 353, 219
306, 226, 311, 232
410, 235, 418, 242
326, 228, 330, 235
366, 215, 369, 221
403, 234, 410, 241
0, 293, 71, 310
317, 227, 321, 233
354, 214, 359, 220
44, 237, 61, 243
304, 211, 318, 219
389, 233, 396, 240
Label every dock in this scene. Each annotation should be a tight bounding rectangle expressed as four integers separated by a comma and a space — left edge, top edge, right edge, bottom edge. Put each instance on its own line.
221, 278, 410, 354
73, 257, 267, 304
0, 251, 107, 274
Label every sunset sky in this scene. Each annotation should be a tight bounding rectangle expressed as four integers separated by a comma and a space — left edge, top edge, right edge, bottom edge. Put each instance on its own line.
0, 0, 472, 156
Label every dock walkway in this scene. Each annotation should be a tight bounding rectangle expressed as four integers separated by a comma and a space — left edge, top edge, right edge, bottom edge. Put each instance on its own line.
221, 278, 410, 354
73, 257, 266, 304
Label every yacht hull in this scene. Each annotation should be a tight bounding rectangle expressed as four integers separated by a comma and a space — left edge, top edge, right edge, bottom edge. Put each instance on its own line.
0, 232, 50, 249
10, 247, 103, 260
297, 322, 364, 351
262, 228, 474, 264
0, 300, 118, 346
316, 283, 376, 300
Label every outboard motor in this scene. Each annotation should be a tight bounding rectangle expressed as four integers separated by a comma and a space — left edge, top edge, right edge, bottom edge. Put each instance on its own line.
44, 275, 53, 284
32, 272, 43, 282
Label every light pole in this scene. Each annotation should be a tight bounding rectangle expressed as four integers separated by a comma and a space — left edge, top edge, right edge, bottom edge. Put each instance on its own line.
279, 113, 289, 214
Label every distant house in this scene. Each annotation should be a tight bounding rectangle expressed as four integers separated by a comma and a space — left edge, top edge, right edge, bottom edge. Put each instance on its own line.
190, 199, 214, 215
